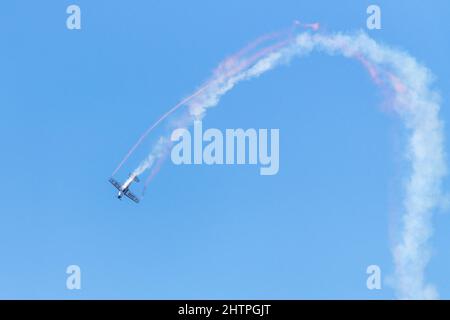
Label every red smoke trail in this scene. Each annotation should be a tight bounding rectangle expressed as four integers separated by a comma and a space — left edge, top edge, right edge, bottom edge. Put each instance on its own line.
387, 72, 407, 94
351, 52, 410, 113
112, 39, 284, 176
112, 22, 320, 177
353, 51, 409, 100
354, 53, 383, 85
138, 37, 301, 186
138, 38, 295, 188
214, 20, 318, 75
112, 39, 291, 177
234, 38, 293, 71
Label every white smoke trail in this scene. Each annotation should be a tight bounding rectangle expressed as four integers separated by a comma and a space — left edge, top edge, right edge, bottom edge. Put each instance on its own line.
134, 31, 446, 299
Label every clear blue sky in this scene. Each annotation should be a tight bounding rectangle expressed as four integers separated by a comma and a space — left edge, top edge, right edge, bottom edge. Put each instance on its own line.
0, 0, 449, 299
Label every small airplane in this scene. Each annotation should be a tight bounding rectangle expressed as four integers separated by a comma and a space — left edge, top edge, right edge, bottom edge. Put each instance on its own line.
109, 173, 140, 203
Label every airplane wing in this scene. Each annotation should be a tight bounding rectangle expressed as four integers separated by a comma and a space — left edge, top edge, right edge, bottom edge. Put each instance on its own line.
124, 190, 140, 203
109, 178, 122, 190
